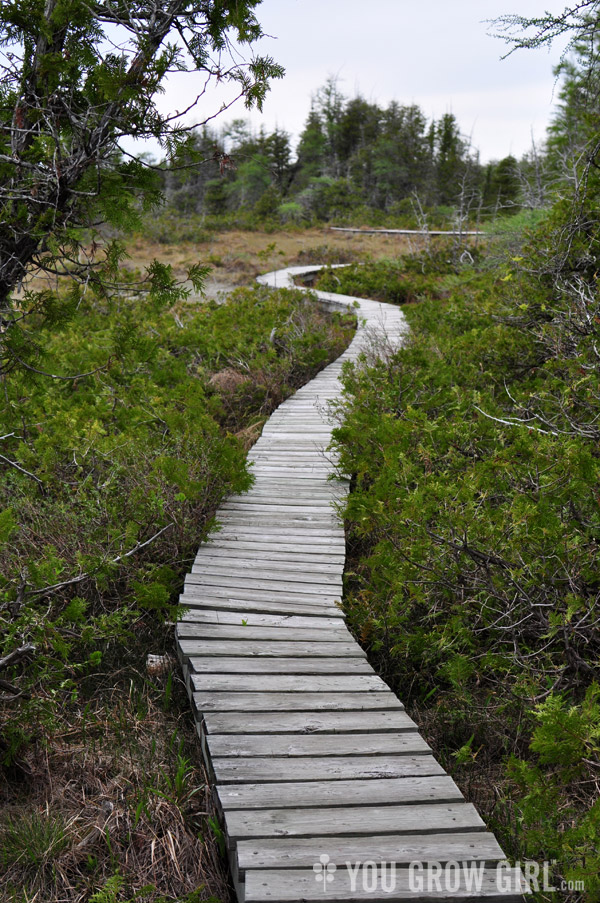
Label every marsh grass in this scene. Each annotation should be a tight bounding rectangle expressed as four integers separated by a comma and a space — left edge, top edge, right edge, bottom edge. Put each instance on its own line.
0, 664, 231, 903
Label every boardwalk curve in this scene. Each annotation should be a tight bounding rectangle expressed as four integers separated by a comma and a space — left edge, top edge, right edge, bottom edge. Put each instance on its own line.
176, 266, 526, 902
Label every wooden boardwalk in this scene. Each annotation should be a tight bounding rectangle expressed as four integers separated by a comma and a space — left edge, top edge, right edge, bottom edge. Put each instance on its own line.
176, 266, 526, 902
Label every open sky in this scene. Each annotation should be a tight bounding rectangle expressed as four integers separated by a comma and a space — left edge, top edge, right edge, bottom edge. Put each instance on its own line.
144, 0, 572, 164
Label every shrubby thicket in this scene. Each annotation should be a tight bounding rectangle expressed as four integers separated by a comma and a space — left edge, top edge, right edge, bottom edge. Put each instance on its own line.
320, 17, 600, 898
0, 278, 353, 898
0, 282, 353, 759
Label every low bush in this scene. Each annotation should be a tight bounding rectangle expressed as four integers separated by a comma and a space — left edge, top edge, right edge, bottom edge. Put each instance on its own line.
330, 249, 599, 899
0, 279, 353, 901
315, 248, 468, 304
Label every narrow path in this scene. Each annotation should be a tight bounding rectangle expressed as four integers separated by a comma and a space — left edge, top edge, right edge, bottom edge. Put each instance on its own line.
176, 266, 526, 902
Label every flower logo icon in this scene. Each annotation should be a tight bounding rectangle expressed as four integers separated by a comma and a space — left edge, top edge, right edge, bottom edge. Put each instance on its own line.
314, 854, 336, 893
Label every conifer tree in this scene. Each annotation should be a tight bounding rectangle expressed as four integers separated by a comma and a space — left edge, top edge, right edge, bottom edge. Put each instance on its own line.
0, 0, 283, 371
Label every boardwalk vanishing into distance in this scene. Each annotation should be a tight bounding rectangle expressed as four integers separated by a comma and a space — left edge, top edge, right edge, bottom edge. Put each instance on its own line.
176, 266, 527, 903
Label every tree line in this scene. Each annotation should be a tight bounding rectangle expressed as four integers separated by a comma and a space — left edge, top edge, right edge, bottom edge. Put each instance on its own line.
162, 77, 535, 224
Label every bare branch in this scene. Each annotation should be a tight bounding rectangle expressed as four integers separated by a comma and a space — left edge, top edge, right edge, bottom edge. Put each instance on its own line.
25, 523, 175, 600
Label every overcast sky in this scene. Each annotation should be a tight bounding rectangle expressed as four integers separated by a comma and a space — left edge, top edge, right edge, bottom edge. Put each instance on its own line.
147, 0, 571, 164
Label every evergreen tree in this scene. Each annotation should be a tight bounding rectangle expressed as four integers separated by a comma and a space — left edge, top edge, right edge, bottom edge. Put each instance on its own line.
295, 107, 327, 186
484, 155, 522, 212
0, 0, 283, 370
313, 77, 346, 178
370, 103, 431, 208
434, 113, 467, 205
547, 25, 600, 179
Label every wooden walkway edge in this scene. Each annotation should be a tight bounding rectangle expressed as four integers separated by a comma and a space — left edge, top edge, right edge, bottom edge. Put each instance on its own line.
175, 266, 527, 903
330, 227, 486, 237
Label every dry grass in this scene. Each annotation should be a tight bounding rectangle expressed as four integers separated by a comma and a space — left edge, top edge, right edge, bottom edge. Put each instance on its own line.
0, 665, 232, 903
125, 227, 414, 302
14, 226, 415, 303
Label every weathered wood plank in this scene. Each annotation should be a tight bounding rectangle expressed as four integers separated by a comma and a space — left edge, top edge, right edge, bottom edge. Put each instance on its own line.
181, 584, 344, 604
207, 731, 430, 758
177, 624, 351, 642
192, 673, 389, 693
193, 691, 400, 712
212, 755, 444, 783
184, 574, 343, 596
245, 473, 340, 482
181, 611, 344, 630
202, 538, 346, 554
243, 867, 527, 902
236, 830, 507, 868
216, 518, 339, 531
216, 516, 339, 529
225, 802, 484, 841
194, 548, 346, 565
218, 774, 460, 810
180, 596, 343, 618
193, 554, 344, 573
190, 658, 373, 676
221, 503, 338, 514
203, 710, 414, 735
225, 495, 341, 506
210, 529, 345, 547
189, 565, 343, 587
181, 641, 365, 659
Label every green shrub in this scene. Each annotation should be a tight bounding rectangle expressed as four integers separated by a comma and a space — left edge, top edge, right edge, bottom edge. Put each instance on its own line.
0, 283, 354, 764
330, 244, 599, 896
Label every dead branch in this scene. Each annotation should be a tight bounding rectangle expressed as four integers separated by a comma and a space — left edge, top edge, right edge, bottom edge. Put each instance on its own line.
25, 522, 175, 600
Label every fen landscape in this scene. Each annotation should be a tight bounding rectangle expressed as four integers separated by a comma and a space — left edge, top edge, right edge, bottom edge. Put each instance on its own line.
1, 3, 599, 902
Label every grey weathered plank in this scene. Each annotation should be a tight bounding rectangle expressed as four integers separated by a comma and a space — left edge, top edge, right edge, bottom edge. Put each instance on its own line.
180, 597, 344, 617
203, 539, 345, 555
243, 867, 527, 902
216, 516, 339, 528
193, 554, 344, 573
184, 575, 342, 597
212, 755, 444, 783
181, 611, 345, 630
203, 709, 413, 735
189, 565, 343, 587
201, 539, 346, 555
181, 641, 365, 659
207, 731, 430, 758
210, 529, 345, 547
177, 624, 351, 642
193, 691, 400, 712
192, 673, 389, 693
224, 495, 342, 507
221, 502, 338, 513
236, 830, 506, 868
195, 548, 346, 565
181, 584, 344, 604
225, 802, 485, 841
217, 774, 460, 810
190, 658, 373, 676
